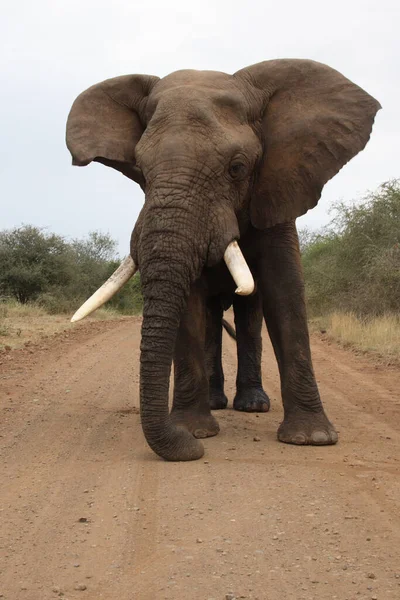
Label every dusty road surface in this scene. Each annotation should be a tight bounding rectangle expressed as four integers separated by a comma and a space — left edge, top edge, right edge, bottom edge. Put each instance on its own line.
1, 317, 399, 600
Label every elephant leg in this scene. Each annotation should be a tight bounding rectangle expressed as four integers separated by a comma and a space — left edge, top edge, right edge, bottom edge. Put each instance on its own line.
170, 284, 220, 439
206, 296, 229, 410
257, 222, 338, 445
232, 290, 270, 413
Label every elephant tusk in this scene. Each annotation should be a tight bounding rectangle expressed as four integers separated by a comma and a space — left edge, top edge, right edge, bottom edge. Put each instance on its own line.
224, 241, 255, 296
70, 255, 137, 323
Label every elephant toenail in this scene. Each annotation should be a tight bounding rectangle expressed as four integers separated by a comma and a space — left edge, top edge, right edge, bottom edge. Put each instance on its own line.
292, 433, 307, 444
330, 430, 339, 443
194, 429, 207, 439
311, 431, 329, 444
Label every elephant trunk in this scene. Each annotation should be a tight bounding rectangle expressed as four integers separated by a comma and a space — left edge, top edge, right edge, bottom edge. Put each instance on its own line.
138, 211, 205, 461
139, 275, 205, 461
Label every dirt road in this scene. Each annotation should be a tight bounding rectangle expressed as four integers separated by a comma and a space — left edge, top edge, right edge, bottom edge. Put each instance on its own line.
1, 317, 399, 600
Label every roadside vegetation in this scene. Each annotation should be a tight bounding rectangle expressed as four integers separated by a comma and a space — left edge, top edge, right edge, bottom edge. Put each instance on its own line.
0, 226, 143, 314
0, 227, 142, 349
301, 180, 400, 362
1, 180, 399, 359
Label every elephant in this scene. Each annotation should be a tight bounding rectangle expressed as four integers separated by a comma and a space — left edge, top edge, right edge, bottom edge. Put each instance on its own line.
207, 290, 270, 412
66, 59, 380, 461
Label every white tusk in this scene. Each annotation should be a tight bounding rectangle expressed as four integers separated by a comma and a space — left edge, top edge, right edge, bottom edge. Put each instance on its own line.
224, 240, 255, 296
71, 256, 137, 323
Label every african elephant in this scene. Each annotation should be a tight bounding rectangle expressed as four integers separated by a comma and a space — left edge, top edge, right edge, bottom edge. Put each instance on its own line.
207, 291, 270, 412
66, 59, 380, 461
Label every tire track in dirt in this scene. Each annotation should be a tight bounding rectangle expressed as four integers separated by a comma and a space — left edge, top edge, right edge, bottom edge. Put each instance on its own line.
1, 317, 399, 599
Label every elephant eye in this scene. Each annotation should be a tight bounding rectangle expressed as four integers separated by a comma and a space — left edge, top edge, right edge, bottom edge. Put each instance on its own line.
229, 160, 247, 181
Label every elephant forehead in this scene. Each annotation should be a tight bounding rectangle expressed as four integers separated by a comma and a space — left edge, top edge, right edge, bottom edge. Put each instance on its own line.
147, 71, 248, 123
155, 69, 233, 90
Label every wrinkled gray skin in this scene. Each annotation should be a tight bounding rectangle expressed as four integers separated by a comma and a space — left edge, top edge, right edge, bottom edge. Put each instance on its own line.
66, 59, 380, 461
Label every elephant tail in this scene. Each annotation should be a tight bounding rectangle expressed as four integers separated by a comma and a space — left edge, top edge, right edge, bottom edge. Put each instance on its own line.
222, 319, 237, 341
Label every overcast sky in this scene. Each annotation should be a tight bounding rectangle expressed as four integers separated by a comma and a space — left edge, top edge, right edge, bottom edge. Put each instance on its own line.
1, 0, 399, 255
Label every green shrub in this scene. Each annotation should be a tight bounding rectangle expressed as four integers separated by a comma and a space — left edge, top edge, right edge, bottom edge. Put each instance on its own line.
0, 226, 143, 316
37, 290, 81, 314
301, 180, 400, 317
0, 226, 73, 303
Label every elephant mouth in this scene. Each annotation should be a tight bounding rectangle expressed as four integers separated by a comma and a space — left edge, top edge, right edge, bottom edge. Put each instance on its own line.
70, 239, 254, 323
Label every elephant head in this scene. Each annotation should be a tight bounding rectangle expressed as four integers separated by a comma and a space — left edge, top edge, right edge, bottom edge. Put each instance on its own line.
66, 59, 380, 460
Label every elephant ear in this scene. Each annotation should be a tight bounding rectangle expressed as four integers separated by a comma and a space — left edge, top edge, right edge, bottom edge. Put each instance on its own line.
234, 60, 381, 229
66, 74, 159, 186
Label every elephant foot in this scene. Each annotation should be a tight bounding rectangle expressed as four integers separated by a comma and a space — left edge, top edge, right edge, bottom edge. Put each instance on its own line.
278, 409, 338, 446
209, 388, 228, 410
233, 386, 270, 413
170, 408, 220, 439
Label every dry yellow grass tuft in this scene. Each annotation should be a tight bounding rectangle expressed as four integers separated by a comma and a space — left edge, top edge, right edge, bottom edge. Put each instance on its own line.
1, 300, 47, 319
313, 311, 400, 362
0, 300, 123, 350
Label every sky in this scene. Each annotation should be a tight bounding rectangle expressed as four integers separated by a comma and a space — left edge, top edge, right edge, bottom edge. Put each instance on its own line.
1, 0, 399, 256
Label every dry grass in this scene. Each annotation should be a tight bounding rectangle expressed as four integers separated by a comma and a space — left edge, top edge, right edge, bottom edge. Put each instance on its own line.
312, 311, 400, 363
0, 300, 123, 350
